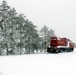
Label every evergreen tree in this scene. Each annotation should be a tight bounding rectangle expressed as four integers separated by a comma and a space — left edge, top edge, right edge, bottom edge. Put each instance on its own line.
0, 0, 41, 55
39, 25, 55, 52
0, 1, 18, 55
23, 19, 40, 54
7, 8, 17, 55
15, 14, 26, 54
0, 0, 11, 55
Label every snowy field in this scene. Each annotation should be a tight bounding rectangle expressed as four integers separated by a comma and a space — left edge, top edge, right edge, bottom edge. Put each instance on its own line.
0, 49, 76, 75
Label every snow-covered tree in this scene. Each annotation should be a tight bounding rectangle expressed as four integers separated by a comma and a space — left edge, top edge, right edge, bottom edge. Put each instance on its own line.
22, 19, 40, 54
0, 0, 11, 55
39, 25, 55, 52
15, 14, 24, 54
7, 8, 18, 55
0, 0, 42, 55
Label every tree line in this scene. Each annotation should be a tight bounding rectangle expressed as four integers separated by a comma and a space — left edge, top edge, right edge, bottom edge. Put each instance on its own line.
0, 1, 55, 55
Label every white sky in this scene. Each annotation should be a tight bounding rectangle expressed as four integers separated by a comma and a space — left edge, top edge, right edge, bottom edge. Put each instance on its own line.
0, 0, 76, 43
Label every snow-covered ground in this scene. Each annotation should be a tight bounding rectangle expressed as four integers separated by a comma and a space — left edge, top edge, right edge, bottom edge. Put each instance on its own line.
0, 49, 76, 75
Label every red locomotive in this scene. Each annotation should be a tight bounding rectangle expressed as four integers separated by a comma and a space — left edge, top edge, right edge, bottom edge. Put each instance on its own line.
47, 36, 74, 53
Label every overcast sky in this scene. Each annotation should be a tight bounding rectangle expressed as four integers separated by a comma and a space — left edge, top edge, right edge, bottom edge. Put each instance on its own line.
0, 0, 76, 43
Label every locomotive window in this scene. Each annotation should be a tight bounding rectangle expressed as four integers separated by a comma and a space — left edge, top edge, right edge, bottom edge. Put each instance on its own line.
51, 38, 57, 40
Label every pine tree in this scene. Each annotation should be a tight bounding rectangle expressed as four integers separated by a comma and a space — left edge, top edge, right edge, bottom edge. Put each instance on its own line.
23, 20, 40, 54
39, 25, 55, 52
0, 1, 18, 55
7, 8, 17, 55
15, 14, 26, 54
0, 0, 41, 55
0, 1, 11, 55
